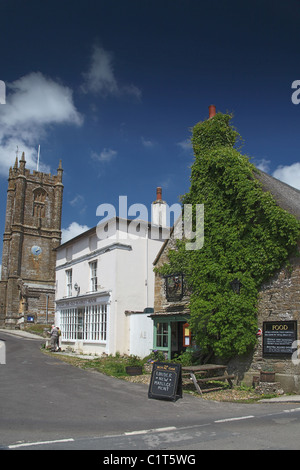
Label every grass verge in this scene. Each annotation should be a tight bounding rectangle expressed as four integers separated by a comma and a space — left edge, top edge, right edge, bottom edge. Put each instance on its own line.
43, 350, 280, 403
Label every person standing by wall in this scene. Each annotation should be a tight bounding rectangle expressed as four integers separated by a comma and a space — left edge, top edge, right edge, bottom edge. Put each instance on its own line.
49, 325, 59, 352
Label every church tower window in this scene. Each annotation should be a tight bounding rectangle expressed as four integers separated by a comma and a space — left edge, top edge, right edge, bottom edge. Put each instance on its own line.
33, 187, 47, 218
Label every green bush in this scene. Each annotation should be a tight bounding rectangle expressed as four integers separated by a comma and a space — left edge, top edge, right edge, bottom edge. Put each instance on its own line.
126, 355, 143, 367
144, 349, 166, 363
172, 350, 194, 366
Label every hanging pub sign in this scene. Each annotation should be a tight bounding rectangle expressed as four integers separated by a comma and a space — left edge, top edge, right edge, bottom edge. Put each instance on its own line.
263, 321, 297, 355
148, 362, 182, 401
165, 274, 184, 301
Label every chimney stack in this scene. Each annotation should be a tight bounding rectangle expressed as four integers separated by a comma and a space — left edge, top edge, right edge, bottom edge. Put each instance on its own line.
208, 104, 216, 119
152, 186, 167, 227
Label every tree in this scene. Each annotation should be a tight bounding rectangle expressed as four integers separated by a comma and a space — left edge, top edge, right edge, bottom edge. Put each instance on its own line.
159, 113, 300, 359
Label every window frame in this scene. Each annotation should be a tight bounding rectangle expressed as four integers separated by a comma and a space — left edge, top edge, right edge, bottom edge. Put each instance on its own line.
60, 303, 107, 343
89, 260, 98, 293
66, 269, 72, 297
156, 322, 168, 348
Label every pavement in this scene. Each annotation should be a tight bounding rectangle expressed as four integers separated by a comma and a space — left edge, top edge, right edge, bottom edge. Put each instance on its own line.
2, 327, 300, 403
0, 327, 44, 340
0, 328, 100, 359
259, 396, 300, 403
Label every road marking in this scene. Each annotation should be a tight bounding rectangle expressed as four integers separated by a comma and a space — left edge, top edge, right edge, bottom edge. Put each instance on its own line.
154, 426, 177, 432
8, 438, 74, 449
124, 430, 149, 436
7, 409, 300, 448
124, 426, 177, 436
215, 415, 255, 423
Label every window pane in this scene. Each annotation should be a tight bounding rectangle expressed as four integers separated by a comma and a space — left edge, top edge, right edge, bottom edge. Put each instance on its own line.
89, 261, 97, 292
66, 270, 72, 297
60, 304, 107, 343
156, 322, 168, 348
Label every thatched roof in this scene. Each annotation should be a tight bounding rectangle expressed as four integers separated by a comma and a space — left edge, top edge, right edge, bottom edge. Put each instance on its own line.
254, 169, 300, 221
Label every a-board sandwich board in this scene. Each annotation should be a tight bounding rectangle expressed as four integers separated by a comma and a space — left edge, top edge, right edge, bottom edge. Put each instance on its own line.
148, 362, 182, 401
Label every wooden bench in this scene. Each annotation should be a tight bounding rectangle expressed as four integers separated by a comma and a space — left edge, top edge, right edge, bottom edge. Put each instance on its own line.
182, 364, 235, 396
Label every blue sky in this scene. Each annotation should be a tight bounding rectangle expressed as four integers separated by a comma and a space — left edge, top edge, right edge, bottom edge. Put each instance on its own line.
0, 0, 300, 253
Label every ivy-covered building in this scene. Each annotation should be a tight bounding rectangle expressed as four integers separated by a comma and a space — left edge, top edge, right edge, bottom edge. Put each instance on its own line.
152, 106, 300, 392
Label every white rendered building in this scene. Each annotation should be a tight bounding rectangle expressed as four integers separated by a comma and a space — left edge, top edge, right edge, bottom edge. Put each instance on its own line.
55, 191, 169, 357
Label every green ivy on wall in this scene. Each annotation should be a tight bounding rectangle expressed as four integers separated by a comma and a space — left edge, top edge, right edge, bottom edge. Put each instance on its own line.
159, 113, 300, 359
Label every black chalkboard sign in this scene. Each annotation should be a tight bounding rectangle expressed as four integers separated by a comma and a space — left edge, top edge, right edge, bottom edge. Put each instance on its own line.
263, 321, 297, 355
148, 362, 182, 401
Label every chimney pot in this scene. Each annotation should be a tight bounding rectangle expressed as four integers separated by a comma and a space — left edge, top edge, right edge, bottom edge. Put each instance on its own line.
156, 187, 162, 200
208, 104, 216, 119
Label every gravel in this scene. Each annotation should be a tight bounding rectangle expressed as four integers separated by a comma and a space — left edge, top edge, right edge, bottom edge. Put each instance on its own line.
122, 373, 262, 402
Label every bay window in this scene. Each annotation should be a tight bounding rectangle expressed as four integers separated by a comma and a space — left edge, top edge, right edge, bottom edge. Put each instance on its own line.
60, 303, 107, 342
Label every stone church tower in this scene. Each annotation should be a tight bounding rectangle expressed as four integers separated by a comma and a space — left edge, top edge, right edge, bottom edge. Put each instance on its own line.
0, 152, 63, 327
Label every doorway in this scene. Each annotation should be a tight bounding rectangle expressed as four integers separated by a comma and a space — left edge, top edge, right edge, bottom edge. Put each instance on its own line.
171, 321, 185, 358
153, 315, 190, 360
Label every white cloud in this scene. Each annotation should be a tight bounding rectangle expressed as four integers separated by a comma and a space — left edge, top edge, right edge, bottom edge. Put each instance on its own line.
122, 84, 142, 100
253, 158, 300, 190
272, 163, 300, 190
81, 45, 141, 99
4, 72, 82, 128
0, 72, 83, 176
254, 158, 271, 173
61, 222, 90, 244
176, 138, 192, 152
69, 194, 87, 215
70, 194, 85, 207
91, 148, 117, 163
141, 136, 154, 148
0, 139, 50, 176
81, 45, 118, 95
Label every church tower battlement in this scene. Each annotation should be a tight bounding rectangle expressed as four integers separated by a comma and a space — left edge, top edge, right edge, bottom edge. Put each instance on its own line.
0, 153, 63, 327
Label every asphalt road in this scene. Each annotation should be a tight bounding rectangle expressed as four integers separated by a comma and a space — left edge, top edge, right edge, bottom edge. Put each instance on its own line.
1, 331, 300, 452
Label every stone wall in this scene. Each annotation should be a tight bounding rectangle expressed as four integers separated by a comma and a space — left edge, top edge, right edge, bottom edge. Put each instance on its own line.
153, 235, 190, 317
229, 246, 300, 393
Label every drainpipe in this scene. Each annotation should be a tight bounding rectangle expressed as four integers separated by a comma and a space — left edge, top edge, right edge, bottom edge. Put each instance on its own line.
46, 294, 49, 324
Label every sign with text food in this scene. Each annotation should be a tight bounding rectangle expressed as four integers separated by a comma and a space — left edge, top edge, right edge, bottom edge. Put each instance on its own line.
148, 362, 182, 401
263, 321, 297, 355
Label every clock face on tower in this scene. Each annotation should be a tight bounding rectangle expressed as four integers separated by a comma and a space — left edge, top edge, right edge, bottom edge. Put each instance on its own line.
31, 245, 42, 256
